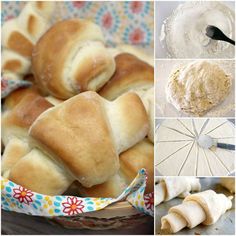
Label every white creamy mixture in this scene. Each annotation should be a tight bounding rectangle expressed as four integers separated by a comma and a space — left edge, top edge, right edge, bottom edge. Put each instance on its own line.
161, 1, 235, 58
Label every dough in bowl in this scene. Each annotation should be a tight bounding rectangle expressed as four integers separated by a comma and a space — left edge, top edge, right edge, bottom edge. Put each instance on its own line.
161, 1, 235, 58
166, 61, 232, 116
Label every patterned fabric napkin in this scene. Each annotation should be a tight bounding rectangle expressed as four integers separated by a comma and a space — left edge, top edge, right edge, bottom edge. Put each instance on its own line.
2, 169, 154, 217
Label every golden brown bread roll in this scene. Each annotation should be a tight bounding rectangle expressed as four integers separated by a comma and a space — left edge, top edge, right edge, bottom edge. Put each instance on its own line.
8, 149, 73, 195
30, 1, 55, 20
3, 87, 36, 111
1, 88, 53, 178
2, 2, 55, 79
72, 173, 128, 198
99, 53, 154, 143
3, 86, 41, 111
118, 44, 154, 66
1, 88, 72, 195
120, 138, 154, 193
2, 138, 31, 178
2, 19, 34, 58
99, 53, 154, 100
44, 96, 64, 106
66, 138, 153, 198
135, 87, 154, 142
17, 2, 54, 41
108, 44, 154, 66
2, 88, 53, 145
2, 2, 55, 53
32, 19, 116, 99
29, 91, 148, 186
2, 50, 31, 75
7, 91, 148, 194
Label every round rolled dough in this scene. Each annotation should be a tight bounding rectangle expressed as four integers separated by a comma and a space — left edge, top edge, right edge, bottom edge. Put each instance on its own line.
166, 61, 232, 116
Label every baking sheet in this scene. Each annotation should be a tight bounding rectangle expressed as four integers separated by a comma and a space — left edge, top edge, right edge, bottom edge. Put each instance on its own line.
155, 60, 235, 117
155, 177, 235, 235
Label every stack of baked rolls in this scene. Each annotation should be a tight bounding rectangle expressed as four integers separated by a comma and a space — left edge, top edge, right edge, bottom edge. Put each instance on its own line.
2, 4, 154, 198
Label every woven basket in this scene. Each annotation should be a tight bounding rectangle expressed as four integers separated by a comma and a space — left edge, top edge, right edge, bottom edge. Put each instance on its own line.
52, 201, 153, 230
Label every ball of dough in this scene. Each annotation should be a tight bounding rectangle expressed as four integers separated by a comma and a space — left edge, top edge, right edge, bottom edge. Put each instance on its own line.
166, 61, 232, 116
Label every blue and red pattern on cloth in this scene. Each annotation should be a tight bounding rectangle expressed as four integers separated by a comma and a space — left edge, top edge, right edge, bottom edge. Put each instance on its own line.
95, 5, 121, 34
123, 22, 152, 45
124, 1, 152, 19
1, 1, 153, 47
1, 78, 32, 99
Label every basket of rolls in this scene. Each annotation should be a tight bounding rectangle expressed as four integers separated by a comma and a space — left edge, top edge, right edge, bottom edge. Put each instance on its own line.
1, 1, 154, 231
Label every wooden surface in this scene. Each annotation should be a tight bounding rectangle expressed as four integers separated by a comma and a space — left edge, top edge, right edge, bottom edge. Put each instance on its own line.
1, 210, 154, 235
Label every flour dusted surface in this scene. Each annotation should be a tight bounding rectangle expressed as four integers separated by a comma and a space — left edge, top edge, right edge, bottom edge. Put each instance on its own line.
155, 119, 235, 176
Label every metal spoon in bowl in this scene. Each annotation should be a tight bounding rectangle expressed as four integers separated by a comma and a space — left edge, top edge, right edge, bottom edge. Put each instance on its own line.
206, 25, 235, 46
197, 134, 235, 150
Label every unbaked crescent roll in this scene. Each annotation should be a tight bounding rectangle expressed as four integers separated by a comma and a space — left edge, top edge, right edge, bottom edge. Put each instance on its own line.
161, 190, 233, 233
155, 177, 201, 206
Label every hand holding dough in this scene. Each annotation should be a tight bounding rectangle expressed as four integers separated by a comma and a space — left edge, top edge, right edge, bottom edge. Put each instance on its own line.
155, 177, 201, 206
161, 190, 233, 233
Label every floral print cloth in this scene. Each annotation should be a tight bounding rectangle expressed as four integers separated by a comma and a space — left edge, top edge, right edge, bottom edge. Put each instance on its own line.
1, 1, 154, 47
2, 169, 154, 217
